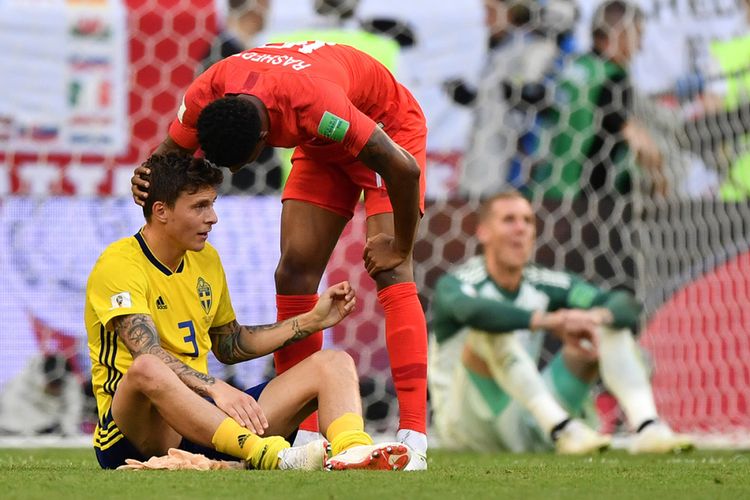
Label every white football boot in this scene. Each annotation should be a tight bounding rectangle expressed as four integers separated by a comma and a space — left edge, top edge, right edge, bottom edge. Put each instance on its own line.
628, 421, 694, 454
277, 439, 329, 470
402, 449, 427, 471
397, 429, 428, 471
555, 419, 612, 455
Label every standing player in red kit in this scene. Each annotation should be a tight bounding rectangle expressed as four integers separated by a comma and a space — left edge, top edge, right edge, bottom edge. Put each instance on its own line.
131, 41, 428, 470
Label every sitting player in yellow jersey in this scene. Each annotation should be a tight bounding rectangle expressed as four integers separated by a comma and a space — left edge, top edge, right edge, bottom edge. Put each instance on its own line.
85, 153, 412, 471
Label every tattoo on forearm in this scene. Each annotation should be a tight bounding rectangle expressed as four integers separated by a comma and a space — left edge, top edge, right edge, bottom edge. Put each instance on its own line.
211, 320, 255, 364
209, 317, 316, 363
278, 319, 313, 350
112, 315, 215, 396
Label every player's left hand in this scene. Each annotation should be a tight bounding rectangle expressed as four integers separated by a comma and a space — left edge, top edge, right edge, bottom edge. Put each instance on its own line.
363, 233, 407, 276
310, 281, 357, 329
209, 380, 268, 434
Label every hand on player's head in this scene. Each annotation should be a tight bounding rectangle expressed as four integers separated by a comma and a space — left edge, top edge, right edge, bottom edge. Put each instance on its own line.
131, 164, 151, 206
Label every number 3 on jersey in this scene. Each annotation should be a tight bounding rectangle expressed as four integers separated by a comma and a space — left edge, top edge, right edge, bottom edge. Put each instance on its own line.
262, 40, 335, 54
178, 320, 199, 357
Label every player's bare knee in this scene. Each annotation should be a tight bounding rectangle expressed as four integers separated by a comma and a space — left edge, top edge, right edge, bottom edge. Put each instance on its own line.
308, 349, 338, 368
311, 350, 357, 382
331, 350, 356, 377
127, 354, 168, 392
330, 351, 358, 384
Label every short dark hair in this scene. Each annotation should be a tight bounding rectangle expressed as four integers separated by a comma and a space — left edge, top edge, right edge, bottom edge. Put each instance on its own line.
478, 190, 529, 221
142, 153, 223, 220
197, 96, 262, 168
591, 0, 643, 41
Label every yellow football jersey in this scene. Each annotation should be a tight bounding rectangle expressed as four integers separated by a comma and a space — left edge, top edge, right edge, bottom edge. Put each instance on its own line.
85, 230, 235, 450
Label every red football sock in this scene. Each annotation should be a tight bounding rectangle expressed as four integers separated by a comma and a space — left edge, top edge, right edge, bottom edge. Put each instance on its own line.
377, 282, 428, 434
275, 294, 322, 433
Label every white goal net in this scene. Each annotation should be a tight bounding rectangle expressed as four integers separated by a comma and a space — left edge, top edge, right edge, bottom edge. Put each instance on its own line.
0, 0, 748, 447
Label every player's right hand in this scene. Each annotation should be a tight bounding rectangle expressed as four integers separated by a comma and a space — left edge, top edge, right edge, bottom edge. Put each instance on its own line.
209, 379, 268, 435
131, 164, 151, 207
363, 233, 407, 276
310, 281, 356, 329
556, 309, 602, 357
561, 328, 599, 359
533, 309, 601, 354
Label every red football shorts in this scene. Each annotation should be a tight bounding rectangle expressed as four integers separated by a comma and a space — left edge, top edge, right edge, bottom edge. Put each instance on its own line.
282, 117, 427, 220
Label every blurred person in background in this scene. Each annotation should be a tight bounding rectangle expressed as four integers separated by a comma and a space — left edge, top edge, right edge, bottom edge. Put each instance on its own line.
528, 3, 660, 417
703, 0, 750, 201
428, 192, 693, 454
531, 0, 665, 200
0, 354, 83, 437
450, 0, 578, 198
527, 0, 664, 295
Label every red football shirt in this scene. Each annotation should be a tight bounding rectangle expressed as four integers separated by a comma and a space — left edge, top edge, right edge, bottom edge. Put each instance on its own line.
168, 41, 422, 159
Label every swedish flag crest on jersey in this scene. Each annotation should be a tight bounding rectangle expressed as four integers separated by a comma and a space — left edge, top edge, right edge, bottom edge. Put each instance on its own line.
197, 277, 212, 314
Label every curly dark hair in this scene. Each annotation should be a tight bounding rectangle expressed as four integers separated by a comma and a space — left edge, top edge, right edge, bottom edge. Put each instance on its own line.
142, 153, 224, 220
197, 96, 262, 168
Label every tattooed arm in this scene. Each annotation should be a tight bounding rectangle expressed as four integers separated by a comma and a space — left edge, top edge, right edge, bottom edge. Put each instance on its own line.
111, 314, 216, 397
357, 126, 421, 275
210, 317, 316, 365
111, 313, 269, 432
210, 281, 356, 365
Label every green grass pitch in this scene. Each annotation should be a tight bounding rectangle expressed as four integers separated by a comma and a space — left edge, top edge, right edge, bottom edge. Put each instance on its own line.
1, 448, 748, 500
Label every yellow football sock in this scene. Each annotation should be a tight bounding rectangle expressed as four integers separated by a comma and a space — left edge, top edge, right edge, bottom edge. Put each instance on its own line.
210, 417, 292, 469
211, 417, 261, 460
247, 436, 291, 470
326, 413, 373, 456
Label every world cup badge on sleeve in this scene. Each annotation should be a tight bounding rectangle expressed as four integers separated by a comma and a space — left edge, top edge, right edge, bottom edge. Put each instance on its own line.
111, 291, 132, 309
